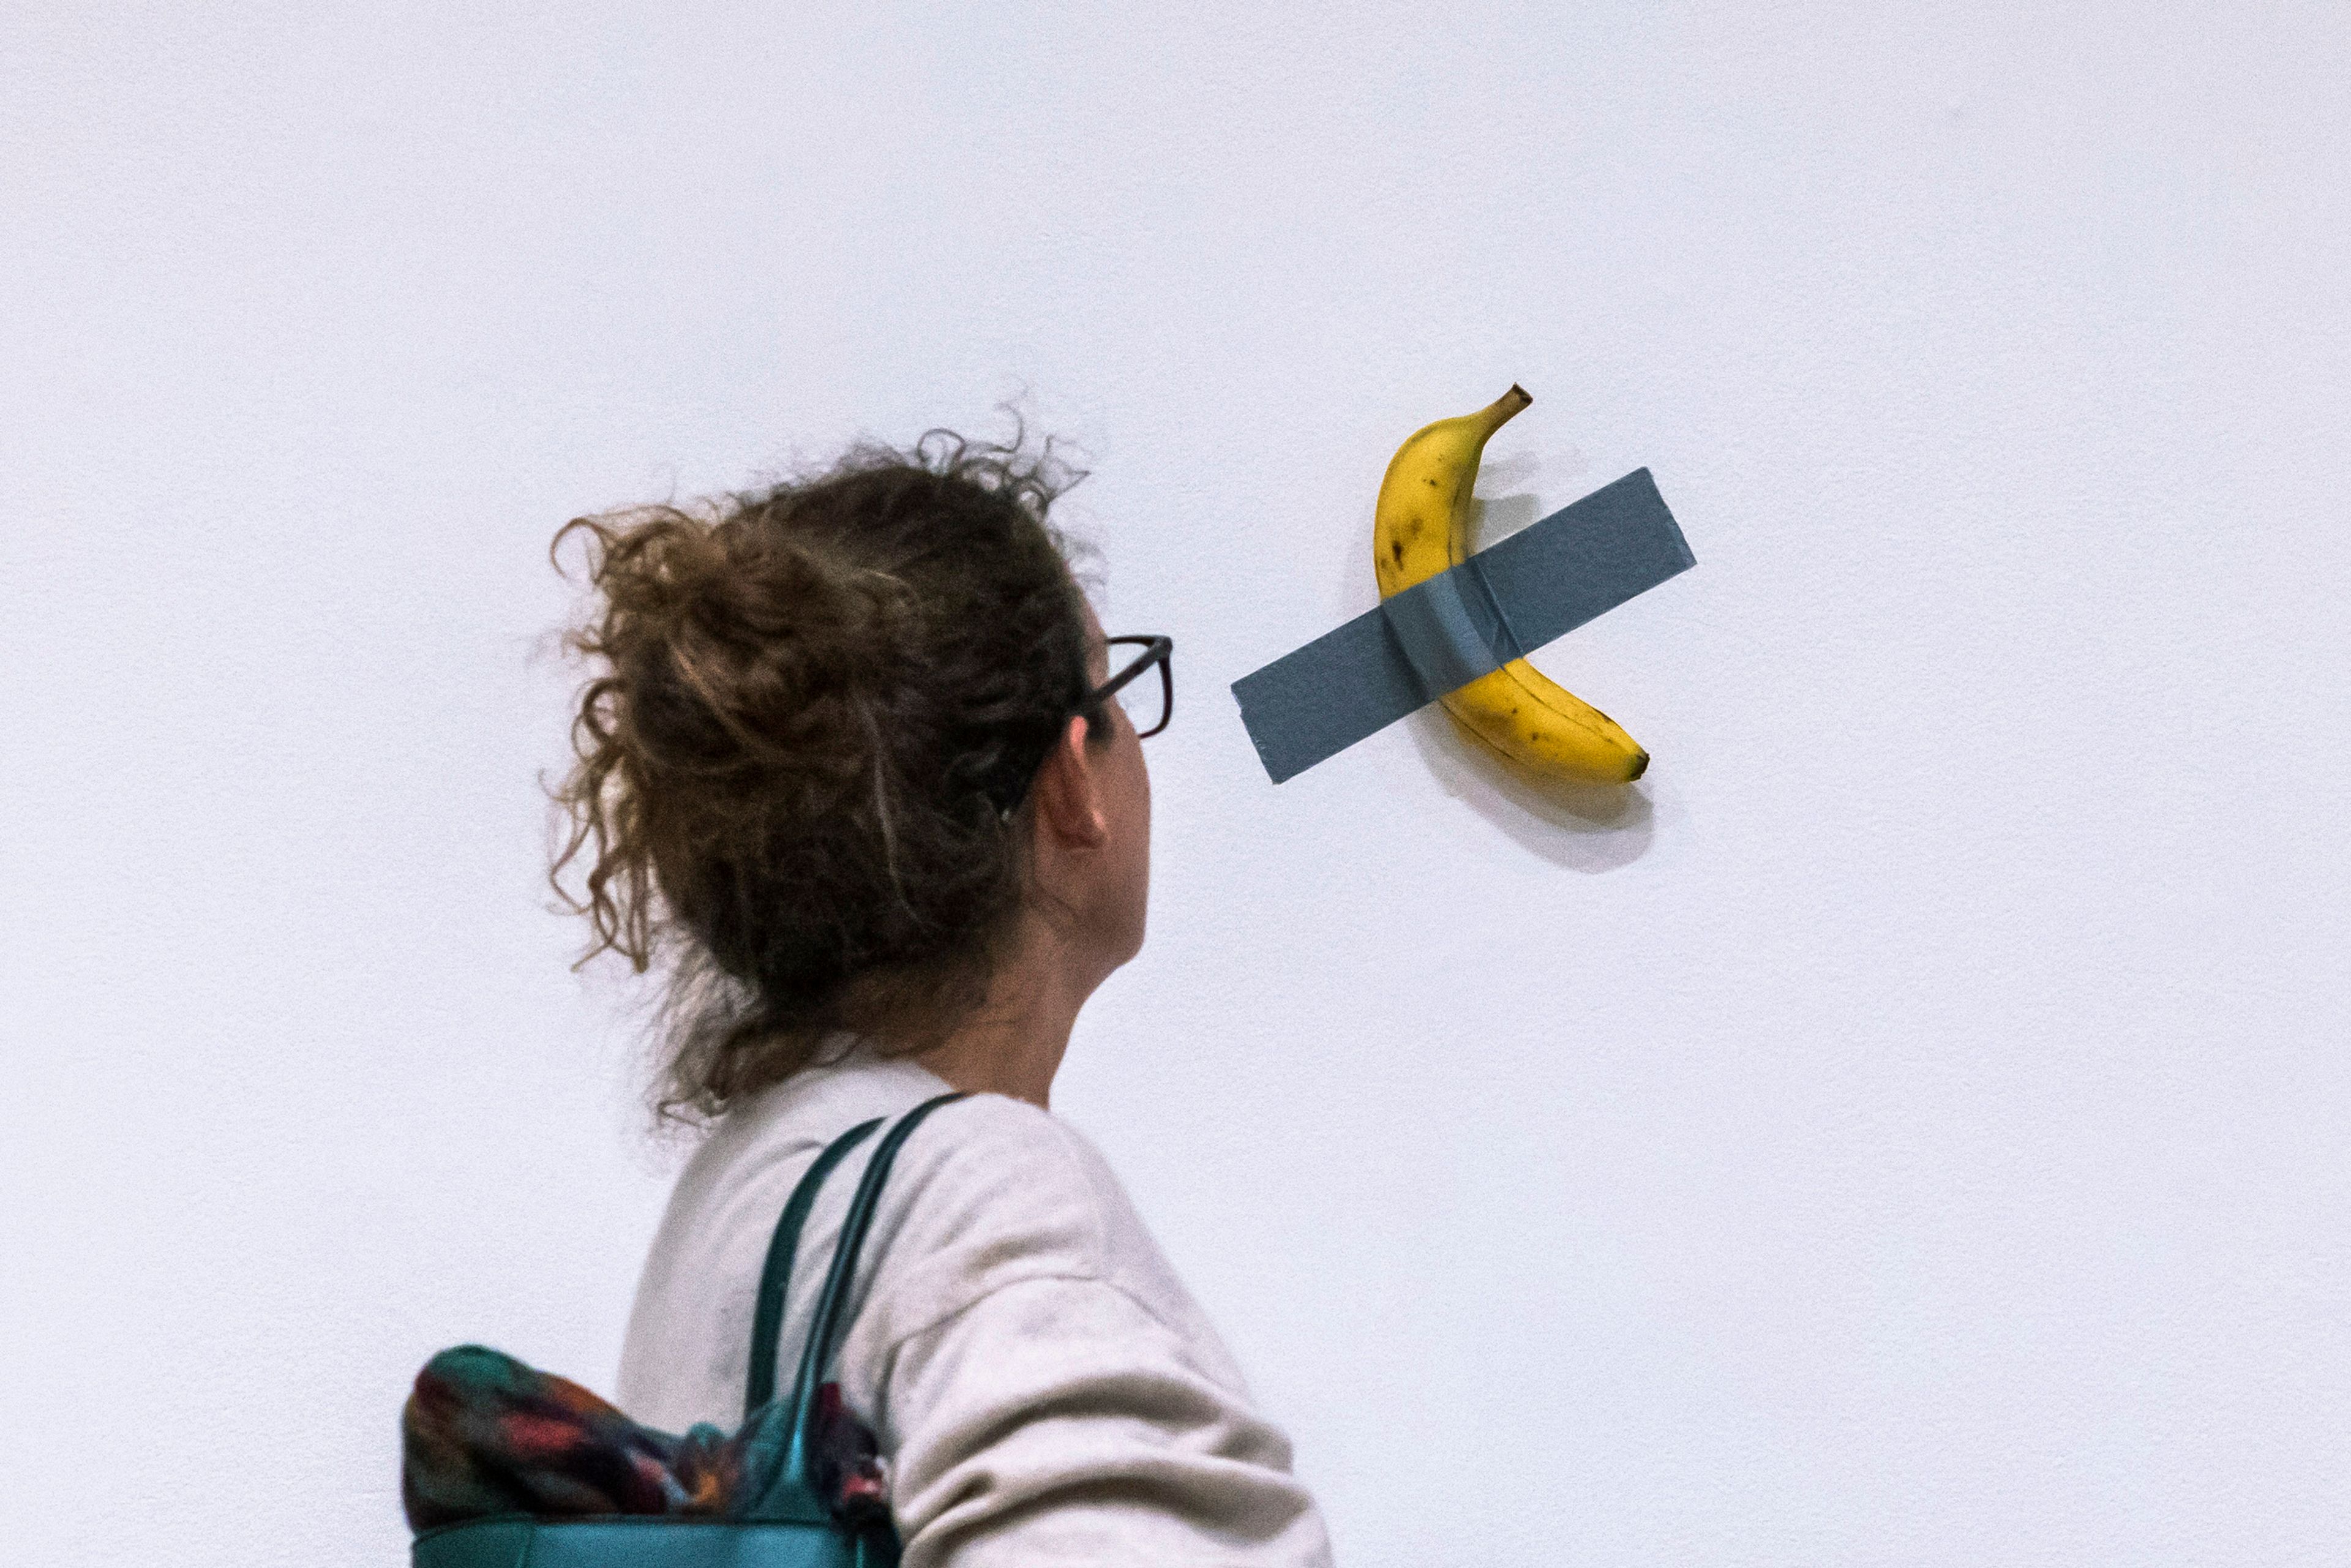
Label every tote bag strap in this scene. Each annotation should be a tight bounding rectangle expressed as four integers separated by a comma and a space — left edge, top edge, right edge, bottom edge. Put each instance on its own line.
748, 1090, 968, 1519
744, 1116, 886, 1419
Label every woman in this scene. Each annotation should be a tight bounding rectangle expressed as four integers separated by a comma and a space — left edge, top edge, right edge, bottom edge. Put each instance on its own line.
550, 430, 1335, 1567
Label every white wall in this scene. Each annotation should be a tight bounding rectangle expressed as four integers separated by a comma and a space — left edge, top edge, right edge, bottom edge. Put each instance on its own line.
6, 4, 2347, 1562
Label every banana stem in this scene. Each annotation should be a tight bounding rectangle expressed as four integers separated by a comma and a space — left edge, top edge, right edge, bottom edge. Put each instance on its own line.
1481, 383, 1532, 432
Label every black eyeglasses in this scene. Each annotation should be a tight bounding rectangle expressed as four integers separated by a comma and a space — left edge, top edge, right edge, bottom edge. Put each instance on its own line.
989, 634, 1172, 818
1086, 634, 1174, 739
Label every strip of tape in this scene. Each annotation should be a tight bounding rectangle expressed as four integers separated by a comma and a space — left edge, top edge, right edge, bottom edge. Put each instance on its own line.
1381, 553, 1526, 702
1229, 468, 1694, 784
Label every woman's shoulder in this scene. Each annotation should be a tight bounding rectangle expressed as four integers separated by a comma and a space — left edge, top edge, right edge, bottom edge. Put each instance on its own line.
884, 1090, 1116, 1274
675, 1057, 1210, 1353
860, 1090, 1218, 1351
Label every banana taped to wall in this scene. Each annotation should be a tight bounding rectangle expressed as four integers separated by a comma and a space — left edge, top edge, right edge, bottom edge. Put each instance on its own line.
1230, 386, 1696, 787
1373, 386, 1647, 785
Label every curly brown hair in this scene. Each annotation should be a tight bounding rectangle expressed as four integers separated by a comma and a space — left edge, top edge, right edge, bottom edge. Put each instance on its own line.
547, 429, 1097, 1119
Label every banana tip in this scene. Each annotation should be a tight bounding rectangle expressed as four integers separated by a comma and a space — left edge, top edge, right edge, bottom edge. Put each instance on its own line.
1627, 751, 1649, 782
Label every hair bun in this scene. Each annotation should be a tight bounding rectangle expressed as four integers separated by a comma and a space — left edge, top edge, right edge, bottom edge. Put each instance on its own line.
548, 432, 1094, 1120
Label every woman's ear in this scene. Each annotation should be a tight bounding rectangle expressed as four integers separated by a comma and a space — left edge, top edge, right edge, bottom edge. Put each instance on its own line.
1029, 713, 1110, 850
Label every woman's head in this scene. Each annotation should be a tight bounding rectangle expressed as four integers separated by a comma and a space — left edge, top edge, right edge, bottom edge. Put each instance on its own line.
549, 429, 1149, 1118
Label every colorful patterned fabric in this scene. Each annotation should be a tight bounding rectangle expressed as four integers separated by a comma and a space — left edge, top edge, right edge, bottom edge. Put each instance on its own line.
402, 1345, 885, 1534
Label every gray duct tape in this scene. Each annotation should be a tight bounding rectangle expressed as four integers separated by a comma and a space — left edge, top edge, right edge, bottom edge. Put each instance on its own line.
1229, 468, 1693, 784
1381, 555, 1525, 702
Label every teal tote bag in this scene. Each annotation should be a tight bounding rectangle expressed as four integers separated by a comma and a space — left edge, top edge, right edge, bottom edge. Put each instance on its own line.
413, 1091, 969, 1568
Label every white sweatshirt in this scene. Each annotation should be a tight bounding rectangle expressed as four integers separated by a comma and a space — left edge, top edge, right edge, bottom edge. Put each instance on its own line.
614, 1042, 1335, 1568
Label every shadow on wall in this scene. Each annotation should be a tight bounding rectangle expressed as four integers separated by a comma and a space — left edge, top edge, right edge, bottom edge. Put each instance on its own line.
1405, 703, 1654, 872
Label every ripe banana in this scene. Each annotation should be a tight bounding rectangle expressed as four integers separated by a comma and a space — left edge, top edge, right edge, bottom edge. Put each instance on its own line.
1373, 385, 1649, 784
